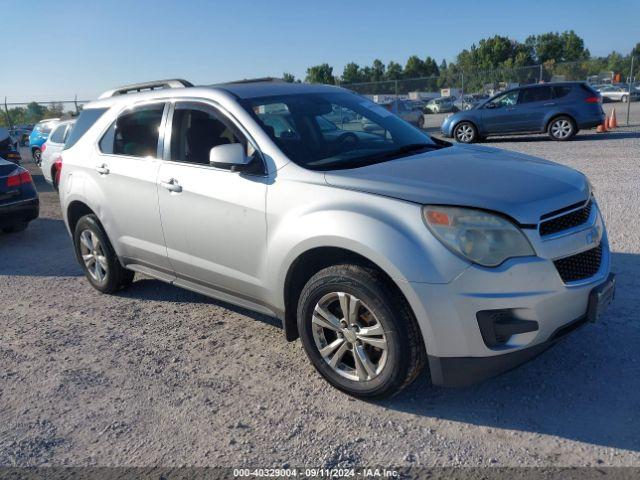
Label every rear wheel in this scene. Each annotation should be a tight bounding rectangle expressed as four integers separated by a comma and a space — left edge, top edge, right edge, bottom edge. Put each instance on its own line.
453, 122, 477, 143
621, 95, 629, 103
548, 116, 576, 141
32, 148, 42, 165
297, 264, 426, 399
73, 215, 134, 293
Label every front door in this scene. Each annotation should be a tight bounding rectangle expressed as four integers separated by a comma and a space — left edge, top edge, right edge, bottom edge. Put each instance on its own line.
157, 101, 268, 299
481, 90, 521, 133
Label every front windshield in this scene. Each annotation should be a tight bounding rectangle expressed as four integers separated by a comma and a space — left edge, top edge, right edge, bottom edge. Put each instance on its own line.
241, 91, 444, 171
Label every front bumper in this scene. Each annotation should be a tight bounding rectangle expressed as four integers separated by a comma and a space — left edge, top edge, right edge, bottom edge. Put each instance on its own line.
0, 198, 39, 228
402, 204, 612, 386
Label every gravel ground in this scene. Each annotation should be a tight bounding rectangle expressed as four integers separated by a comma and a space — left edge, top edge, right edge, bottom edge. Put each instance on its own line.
1, 117, 639, 469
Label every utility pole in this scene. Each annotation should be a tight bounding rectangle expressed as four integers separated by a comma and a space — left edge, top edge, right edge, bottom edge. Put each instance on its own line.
627, 56, 634, 126
3, 97, 12, 128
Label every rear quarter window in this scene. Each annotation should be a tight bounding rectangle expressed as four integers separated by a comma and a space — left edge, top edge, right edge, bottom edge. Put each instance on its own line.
552, 86, 572, 99
64, 108, 108, 149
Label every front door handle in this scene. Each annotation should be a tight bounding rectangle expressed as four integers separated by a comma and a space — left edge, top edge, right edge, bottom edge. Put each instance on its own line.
95, 164, 110, 175
160, 178, 182, 193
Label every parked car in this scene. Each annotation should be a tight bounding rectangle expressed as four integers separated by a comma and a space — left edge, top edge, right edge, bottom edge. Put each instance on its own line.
40, 119, 76, 190
596, 84, 639, 103
9, 128, 31, 147
441, 82, 605, 143
0, 158, 39, 233
0, 128, 23, 164
29, 118, 60, 165
59, 79, 614, 398
362, 99, 422, 131
424, 96, 457, 114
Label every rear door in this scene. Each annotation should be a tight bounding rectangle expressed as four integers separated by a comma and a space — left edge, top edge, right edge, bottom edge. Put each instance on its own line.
480, 90, 521, 133
156, 101, 268, 299
516, 86, 554, 131
90, 101, 173, 275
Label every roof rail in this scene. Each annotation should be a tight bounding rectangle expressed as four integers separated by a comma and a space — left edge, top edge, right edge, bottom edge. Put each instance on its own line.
218, 77, 285, 85
98, 79, 193, 99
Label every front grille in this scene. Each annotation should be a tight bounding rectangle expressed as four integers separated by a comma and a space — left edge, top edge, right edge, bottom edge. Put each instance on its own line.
554, 244, 602, 283
540, 200, 592, 236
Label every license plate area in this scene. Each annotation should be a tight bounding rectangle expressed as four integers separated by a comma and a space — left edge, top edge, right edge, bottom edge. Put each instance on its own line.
587, 273, 616, 323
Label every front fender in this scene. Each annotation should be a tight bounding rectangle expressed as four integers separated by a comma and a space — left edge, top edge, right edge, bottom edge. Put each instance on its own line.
265, 184, 469, 312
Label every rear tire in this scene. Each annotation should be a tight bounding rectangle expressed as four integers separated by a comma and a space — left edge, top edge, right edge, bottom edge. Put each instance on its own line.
548, 116, 576, 141
2, 222, 28, 233
621, 95, 628, 103
32, 148, 42, 166
73, 215, 134, 293
297, 264, 426, 399
453, 121, 477, 143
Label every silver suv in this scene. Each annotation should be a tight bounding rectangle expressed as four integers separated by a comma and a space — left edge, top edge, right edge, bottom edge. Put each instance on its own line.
59, 79, 615, 398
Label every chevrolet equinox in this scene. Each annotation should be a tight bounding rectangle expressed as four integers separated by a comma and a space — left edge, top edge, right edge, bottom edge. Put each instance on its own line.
59, 79, 615, 398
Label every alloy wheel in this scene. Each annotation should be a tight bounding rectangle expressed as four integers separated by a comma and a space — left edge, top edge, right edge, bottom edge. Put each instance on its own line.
79, 229, 108, 283
455, 123, 474, 142
551, 119, 573, 139
311, 292, 388, 382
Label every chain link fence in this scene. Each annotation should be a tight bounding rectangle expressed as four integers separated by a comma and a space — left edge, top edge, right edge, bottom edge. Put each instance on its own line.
343, 59, 639, 130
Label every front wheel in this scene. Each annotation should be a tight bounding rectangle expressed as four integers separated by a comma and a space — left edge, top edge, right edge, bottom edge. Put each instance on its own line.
453, 122, 477, 143
621, 95, 628, 103
548, 116, 576, 141
297, 264, 426, 399
73, 215, 135, 293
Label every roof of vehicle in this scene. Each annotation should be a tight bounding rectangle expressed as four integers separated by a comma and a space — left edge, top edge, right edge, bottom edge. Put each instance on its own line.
35, 118, 60, 124
85, 78, 349, 110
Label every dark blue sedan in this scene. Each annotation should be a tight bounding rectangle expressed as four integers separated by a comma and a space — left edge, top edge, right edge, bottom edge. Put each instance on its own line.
0, 158, 39, 233
441, 82, 605, 142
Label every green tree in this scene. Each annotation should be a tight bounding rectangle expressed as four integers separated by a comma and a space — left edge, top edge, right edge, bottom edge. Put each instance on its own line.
526, 30, 589, 63
341, 62, 362, 83
25, 102, 45, 123
403, 55, 425, 78
282, 72, 296, 83
386, 61, 403, 80
305, 63, 335, 84
371, 59, 386, 82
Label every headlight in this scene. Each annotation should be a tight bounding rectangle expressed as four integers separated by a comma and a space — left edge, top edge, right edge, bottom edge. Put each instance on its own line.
422, 206, 535, 267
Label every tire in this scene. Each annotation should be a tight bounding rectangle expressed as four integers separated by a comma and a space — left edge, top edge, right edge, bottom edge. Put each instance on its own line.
73, 214, 135, 293
297, 264, 426, 399
32, 148, 42, 165
417, 115, 425, 129
51, 166, 59, 192
453, 121, 477, 143
548, 116, 576, 141
2, 222, 28, 233
621, 95, 628, 103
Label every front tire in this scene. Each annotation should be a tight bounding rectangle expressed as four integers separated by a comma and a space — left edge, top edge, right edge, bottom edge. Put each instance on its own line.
548, 116, 576, 141
453, 121, 477, 143
297, 264, 426, 399
621, 95, 628, 103
73, 215, 134, 293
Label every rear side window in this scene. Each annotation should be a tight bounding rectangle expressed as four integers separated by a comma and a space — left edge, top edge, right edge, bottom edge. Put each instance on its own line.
100, 104, 164, 157
64, 108, 107, 149
552, 86, 572, 98
519, 87, 552, 103
49, 124, 67, 143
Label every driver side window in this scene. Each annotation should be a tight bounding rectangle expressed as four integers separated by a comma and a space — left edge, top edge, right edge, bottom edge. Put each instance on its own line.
490, 91, 519, 108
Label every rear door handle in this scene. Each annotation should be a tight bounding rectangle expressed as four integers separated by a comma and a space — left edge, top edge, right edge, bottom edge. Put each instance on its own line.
95, 164, 110, 175
160, 178, 182, 193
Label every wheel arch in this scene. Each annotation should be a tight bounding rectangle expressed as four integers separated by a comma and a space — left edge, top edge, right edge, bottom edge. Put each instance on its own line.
282, 246, 414, 342
452, 118, 480, 136
545, 112, 577, 132
66, 200, 97, 235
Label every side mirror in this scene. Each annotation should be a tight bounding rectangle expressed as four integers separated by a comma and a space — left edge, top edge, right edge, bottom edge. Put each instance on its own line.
209, 143, 250, 171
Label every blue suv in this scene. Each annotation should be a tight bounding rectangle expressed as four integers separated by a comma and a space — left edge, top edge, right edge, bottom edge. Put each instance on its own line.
441, 82, 604, 143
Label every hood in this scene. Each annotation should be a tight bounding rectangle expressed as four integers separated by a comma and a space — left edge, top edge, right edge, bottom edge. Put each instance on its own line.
324, 145, 589, 225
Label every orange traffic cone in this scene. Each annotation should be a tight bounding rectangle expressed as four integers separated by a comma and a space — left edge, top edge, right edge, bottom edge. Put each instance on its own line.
608, 108, 618, 129
596, 117, 608, 133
